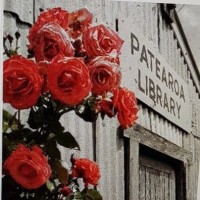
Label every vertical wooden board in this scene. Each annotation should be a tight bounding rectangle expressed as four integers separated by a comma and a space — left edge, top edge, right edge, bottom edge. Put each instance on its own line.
182, 59, 187, 82
95, 119, 111, 200
175, 126, 182, 147
170, 36, 175, 72
163, 120, 169, 142
143, 3, 149, 38
115, 136, 125, 199
160, 172, 165, 200
197, 95, 200, 135
139, 165, 146, 200
170, 172, 176, 200
145, 169, 151, 200
106, 1, 121, 28
135, 3, 145, 32
173, 126, 182, 147
150, 110, 156, 133
137, 103, 143, 125
130, 139, 139, 200
159, 117, 165, 138
168, 123, 173, 144
175, 128, 180, 147
165, 26, 170, 62
195, 91, 200, 137
165, 121, 171, 142
175, 43, 181, 75
126, 1, 137, 19
145, 107, 151, 130
167, 29, 173, 69
149, 171, 156, 200
157, 4, 162, 51
155, 114, 161, 136
151, 3, 158, 46
172, 125, 179, 146
177, 48, 183, 77
164, 172, 169, 200
155, 171, 161, 200
96, 116, 124, 200
192, 85, 197, 135
145, 3, 152, 41
173, 39, 179, 73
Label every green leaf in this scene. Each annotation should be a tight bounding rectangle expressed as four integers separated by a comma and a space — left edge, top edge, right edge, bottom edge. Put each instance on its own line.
82, 189, 102, 200
28, 107, 44, 129
75, 105, 98, 123
3, 110, 13, 122
66, 195, 75, 200
46, 180, 55, 192
3, 111, 23, 131
3, 122, 9, 132
51, 160, 69, 183
56, 132, 80, 150
74, 192, 83, 199
47, 120, 64, 135
46, 140, 61, 161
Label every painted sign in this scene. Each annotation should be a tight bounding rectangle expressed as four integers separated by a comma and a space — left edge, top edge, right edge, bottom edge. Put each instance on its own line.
119, 19, 191, 132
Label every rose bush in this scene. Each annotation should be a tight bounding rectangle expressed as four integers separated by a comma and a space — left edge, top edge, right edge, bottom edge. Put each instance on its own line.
47, 56, 91, 105
72, 158, 100, 186
28, 23, 74, 62
83, 24, 124, 58
4, 144, 51, 189
3, 56, 42, 109
113, 88, 138, 128
88, 56, 121, 95
3, 6, 137, 199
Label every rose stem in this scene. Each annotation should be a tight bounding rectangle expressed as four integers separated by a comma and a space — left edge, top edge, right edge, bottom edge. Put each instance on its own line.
18, 110, 20, 123
92, 121, 97, 191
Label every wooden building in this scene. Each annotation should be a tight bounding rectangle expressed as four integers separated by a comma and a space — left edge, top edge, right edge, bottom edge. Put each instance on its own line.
3, 1, 200, 199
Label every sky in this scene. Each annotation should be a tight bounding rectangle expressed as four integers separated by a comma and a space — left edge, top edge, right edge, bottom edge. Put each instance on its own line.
176, 4, 200, 68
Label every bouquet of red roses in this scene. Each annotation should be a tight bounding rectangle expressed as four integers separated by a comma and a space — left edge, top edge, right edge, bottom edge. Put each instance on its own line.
3, 7, 138, 199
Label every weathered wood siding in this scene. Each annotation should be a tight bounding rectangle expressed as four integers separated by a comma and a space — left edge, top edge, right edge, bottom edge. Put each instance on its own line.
139, 154, 176, 200
3, 1, 200, 199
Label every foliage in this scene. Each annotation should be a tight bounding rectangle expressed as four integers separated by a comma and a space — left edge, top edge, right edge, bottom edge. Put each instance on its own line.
3, 6, 138, 200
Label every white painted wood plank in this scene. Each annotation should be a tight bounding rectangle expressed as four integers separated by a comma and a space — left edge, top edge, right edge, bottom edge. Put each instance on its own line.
4, 0, 33, 24
3, 13, 30, 58
96, 116, 124, 200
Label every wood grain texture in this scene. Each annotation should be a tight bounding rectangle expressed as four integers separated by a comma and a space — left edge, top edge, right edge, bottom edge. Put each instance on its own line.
3, 1, 200, 199
4, 0, 33, 24
124, 124, 193, 164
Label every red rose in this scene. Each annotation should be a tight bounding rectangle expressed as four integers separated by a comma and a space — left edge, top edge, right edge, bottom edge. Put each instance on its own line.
88, 57, 121, 95
3, 56, 42, 109
37, 61, 49, 93
28, 23, 74, 62
97, 99, 117, 118
68, 8, 93, 38
72, 158, 100, 186
113, 88, 138, 129
83, 24, 124, 57
4, 144, 51, 189
61, 186, 72, 196
28, 7, 69, 44
47, 56, 91, 105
